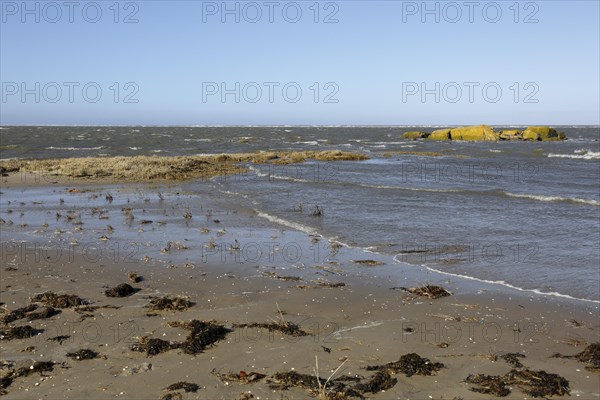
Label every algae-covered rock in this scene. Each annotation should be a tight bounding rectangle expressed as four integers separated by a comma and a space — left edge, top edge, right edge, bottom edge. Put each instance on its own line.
522, 130, 540, 141
499, 130, 523, 140
402, 131, 430, 140
523, 126, 565, 141
427, 129, 451, 141
450, 125, 499, 141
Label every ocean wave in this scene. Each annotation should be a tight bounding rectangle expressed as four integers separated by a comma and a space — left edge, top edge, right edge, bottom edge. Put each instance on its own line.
255, 211, 317, 234
505, 192, 599, 206
45, 146, 104, 151
294, 141, 319, 145
397, 258, 600, 304
547, 149, 600, 160
247, 168, 598, 204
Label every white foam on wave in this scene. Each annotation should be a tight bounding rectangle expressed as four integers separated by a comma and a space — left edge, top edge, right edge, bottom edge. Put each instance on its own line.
395, 256, 600, 304
45, 146, 104, 150
548, 149, 600, 160
255, 211, 317, 235
505, 192, 599, 206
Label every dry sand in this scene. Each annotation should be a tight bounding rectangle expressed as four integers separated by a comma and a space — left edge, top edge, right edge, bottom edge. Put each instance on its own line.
0, 176, 598, 400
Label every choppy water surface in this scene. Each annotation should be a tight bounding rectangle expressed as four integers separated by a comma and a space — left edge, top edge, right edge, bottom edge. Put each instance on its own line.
1, 126, 599, 301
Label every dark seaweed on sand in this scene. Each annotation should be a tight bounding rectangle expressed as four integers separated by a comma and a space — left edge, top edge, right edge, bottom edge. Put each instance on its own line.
147, 296, 193, 312
66, 349, 99, 360
161, 393, 182, 400
501, 352, 526, 368
366, 353, 444, 377
465, 374, 510, 397
0, 325, 44, 340
353, 371, 397, 394
553, 342, 600, 371
165, 381, 200, 392
466, 368, 570, 397
131, 337, 177, 356
400, 285, 452, 299
211, 369, 266, 384
2, 304, 38, 323
170, 320, 232, 355
105, 283, 138, 297
26, 306, 60, 320
47, 335, 71, 344
267, 371, 360, 399
0, 361, 55, 394
31, 291, 87, 308
233, 321, 310, 337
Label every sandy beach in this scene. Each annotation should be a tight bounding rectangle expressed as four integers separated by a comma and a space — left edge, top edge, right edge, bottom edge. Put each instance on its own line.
1, 168, 598, 400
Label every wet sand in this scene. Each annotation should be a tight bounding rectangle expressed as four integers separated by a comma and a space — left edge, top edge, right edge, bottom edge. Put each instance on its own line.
1, 176, 599, 399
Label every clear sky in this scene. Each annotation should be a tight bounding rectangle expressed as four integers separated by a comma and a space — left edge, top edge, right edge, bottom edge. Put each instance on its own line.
1, 0, 599, 125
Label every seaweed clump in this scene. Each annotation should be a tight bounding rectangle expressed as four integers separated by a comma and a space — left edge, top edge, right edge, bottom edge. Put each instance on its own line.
400, 285, 452, 299
366, 353, 444, 377
553, 342, 600, 371
165, 381, 200, 392
465, 374, 510, 397
466, 368, 570, 397
575, 343, 600, 371
31, 291, 87, 308
212, 369, 267, 384
66, 349, 99, 360
2, 304, 38, 323
131, 337, 177, 356
501, 352, 526, 368
233, 321, 309, 337
26, 306, 60, 320
267, 371, 364, 399
147, 296, 193, 312
105, 283, 138, 297
170, 320, 232, 355
0, 361, 55, 394
353, 371, 397, 394
0, 325, 44, 340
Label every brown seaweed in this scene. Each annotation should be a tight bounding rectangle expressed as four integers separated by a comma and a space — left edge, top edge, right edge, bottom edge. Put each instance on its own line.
105, 283, 139, 297
352, 371, 397, 394
553, 342, 600, 371
131, 337, 177, 356
31, 291, 87, 308
26, 306, 60, 320
212, 369, 267, 384
465, 374, 510, 397
233, 321, 309, 337
66, 349, 99, 360
165, 381, 200, 392
2, 304, 38, 323
400, 285, 452, 299
147, 296, 193, 312
366, 353, 444, 377
501, 352, 526, 368
466, 368, 570, 397
171, 320, 232, 355
0, 325, 44, 340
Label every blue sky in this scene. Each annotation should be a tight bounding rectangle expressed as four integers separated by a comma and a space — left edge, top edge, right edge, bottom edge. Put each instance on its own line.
1, 0, 599, 125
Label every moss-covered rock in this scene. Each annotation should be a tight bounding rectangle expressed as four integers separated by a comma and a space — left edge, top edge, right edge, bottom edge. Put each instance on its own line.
499, 130, 523, 140
402, 131, 430, 140
523, 126, 565, 141
450, 125, 499, 141
427, 129, 451, 141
